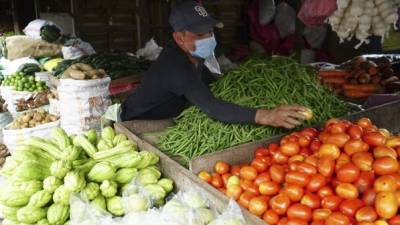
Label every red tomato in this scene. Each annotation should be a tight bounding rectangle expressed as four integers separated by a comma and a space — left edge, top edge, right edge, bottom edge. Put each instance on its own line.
361, 189, 376, 206
259, 181, 280, 196
326, 212, 350, 225
263, 209, 280, 225
305, 154, 319, 167
298, 135, 311, 147
278, 217, 289, 225
230, 165, 241, 177
198, 171, 212, 183
390, 173, 400, 189
241, 179, 260, 196
319, 144, 341, 159
364, 125, 378, 133
251, 157, 268, 173
238, 191, 256, 208
226, 184, 243, 200
285, 171, 310, 187
362, 132, 386, 147
255, 147, 269, 157
373, 146, 397, 159
289, 136, 299, 143
372, 156, 399, 175
295, 162, 317, 175
307, 174, 327, 192
273, 150, 289, 164
319, 132, 331, 144
352, 152, 373, 171
322, 195, 343, 211
329, 123, 347, 134
318, 157, 335, 177
354, 171, 375, 193
375, 192, 399, 219
348, 125, 363, 140
336, 183, 359, 200
357, 118, 372, 129
284, 183, 305, 202
287, 218, 308, 225
313, 208, 332, 221
269, 143, 279, 153
270, 164, 286, 183
287, 203, 312, 221
254, 172, 271, 186
374, 175, 397, 192
339, 199, 364, 217
336, 153, 351, 171
301, 128, 318, 139
344, 139, 369, 156
269, 193, 291, 215
389, 216, 400, 225
311, 220, 326, 225
289, 155, 306, 164
222, 173, 232, 186
336, 163, 361, 183
240, 166, 258, 180
325, 133, 350, 148
211, 173, 223, 188
355, 206, 378, 222
280, 142, 301, 157
310, 139, 322, 152
249, 196, 268, 216
318, 186, 334, 198
299, 148, 311, 157
215, 161, 230, 175
325, 118, 341, 127
301, 192, 321, 209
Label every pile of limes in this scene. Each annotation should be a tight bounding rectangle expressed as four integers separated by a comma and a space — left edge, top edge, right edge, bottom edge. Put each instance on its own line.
2, 72, 48, 92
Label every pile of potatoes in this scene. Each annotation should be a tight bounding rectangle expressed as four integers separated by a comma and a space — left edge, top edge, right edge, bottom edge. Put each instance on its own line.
62, 63, 106, 80
10, 108, 59, 129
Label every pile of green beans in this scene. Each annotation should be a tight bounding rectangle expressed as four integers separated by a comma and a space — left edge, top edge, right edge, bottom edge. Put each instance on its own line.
159, 56, 353, 166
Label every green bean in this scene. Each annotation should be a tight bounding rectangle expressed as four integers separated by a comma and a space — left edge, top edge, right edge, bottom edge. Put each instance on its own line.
158, 56, 353, 166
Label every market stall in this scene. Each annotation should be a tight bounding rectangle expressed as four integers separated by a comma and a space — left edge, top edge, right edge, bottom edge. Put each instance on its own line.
0, 0, 400, 225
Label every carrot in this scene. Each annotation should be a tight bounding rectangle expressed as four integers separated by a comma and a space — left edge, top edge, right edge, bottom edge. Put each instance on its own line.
343, 84, 379, 92
318, 70, 349, 78
322, 77, 346, 85
344, 90, 372, 99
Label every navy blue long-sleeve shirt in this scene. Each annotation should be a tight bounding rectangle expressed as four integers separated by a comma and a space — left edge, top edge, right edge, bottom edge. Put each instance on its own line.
120, 41, 257, 123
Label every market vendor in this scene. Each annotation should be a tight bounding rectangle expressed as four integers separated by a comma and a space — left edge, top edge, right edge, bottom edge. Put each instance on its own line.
112, 1, 308, 129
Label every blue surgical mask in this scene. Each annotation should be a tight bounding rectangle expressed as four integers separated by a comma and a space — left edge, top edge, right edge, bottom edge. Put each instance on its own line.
190, 35, 217, 59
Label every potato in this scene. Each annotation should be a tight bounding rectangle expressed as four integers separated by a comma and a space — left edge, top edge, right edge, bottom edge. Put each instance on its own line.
69, 69, 86, 80
22, 115, 31, 123
75, 63, 93, 71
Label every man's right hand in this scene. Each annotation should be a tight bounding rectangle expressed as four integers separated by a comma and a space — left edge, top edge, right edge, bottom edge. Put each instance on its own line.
255, 105, 308, 129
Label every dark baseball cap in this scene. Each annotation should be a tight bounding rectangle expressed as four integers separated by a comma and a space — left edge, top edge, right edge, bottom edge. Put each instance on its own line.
169, 1, 223, 35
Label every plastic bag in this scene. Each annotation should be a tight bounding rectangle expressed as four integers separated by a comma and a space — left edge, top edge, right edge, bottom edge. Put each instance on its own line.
0, 86, 47, 114
298, 0, 338, 26
208, 200, 246, 225
2, 120, 60, 152
70, 194, 114, 225
303, 25, 328, 49
259, 0, 276, 25
62, 38, 96, 60
23, 19, 49, 39
7, 57, 40, 75
274, 3, 296, 39
0, 111, 12, 144
4, 36, 62, 60
58, 77, 111, 135
136, 39, 163, 61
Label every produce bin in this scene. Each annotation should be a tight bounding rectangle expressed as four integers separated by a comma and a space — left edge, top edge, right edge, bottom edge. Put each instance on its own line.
116, 99, 400, 225
114, 122, 261, 224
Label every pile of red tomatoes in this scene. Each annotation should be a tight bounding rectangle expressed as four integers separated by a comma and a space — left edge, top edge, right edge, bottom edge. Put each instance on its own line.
198, 118, 400, 225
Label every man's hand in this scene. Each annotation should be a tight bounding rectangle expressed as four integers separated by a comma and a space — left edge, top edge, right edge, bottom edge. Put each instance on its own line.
255, 105, 308, 129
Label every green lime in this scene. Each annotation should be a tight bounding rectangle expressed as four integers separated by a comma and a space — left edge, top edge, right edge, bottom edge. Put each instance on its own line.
29, 76, 35, 81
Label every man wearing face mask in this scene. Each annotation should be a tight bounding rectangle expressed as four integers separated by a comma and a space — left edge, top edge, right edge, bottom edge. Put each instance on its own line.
113, 1, 308, 129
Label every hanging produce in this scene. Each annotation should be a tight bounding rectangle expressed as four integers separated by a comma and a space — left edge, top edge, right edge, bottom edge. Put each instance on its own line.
327, 0, 399, 48
159, 57, 353, 166
198, 117, 400, 224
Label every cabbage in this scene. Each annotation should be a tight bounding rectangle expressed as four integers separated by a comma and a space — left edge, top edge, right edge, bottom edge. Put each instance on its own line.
81, 182, 100, 201
50, 160, 72, 178
17, 206, 46, 224
114, 168, 137, 184
43, 176, 62, 193
53, 185, 72, 205
124, 194, 150, 212
88, 162, 116, 182
100, 180, 117, 198
157, 178, 173, 193
28, 190, 52, 208
64, 171, 86, 192
106, 196, 124, 216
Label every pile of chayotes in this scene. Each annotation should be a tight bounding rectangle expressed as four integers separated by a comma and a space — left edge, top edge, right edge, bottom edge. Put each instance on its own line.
0, 127, 173, 225
199, 118, 400, 225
